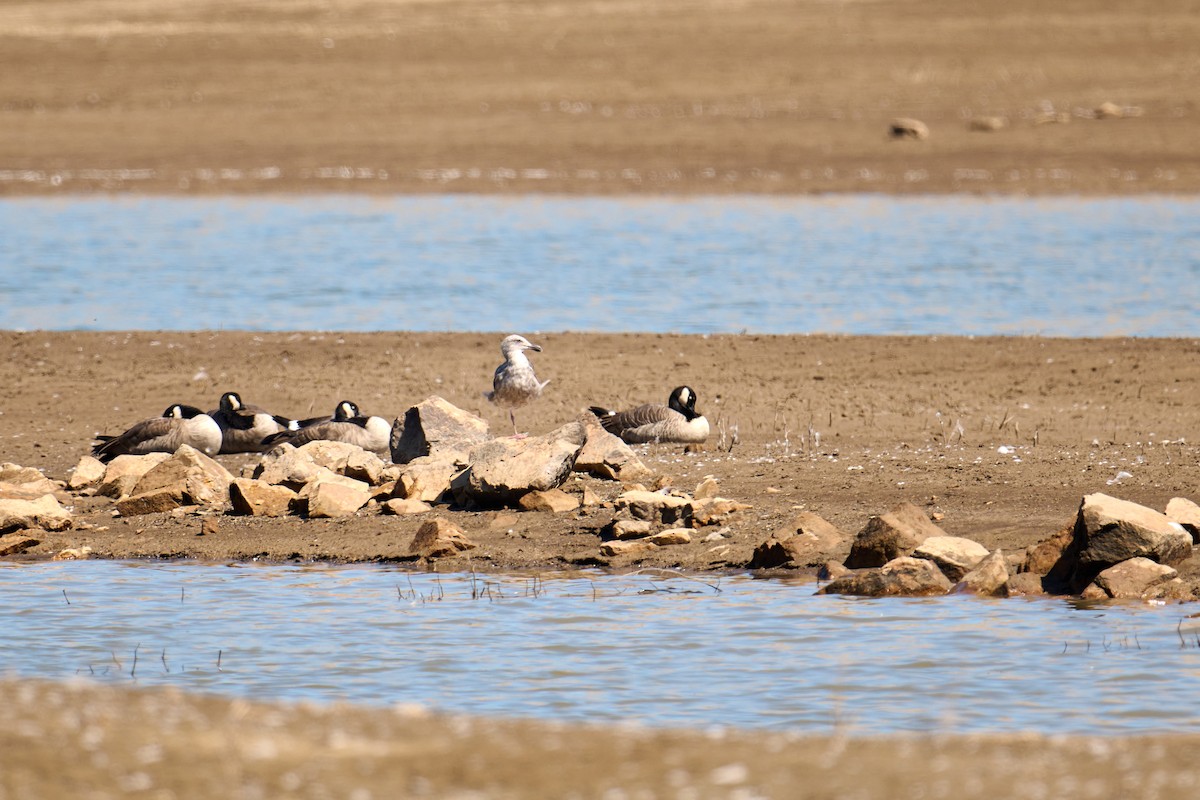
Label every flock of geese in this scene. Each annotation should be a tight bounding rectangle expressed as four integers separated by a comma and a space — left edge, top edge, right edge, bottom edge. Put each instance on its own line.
91, 334, 711, 463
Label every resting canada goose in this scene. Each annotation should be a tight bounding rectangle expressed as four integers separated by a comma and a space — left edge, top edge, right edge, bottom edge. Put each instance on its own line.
207, 391, 292, 454
589, 385, 710, 444
91, 404, 222, 462
261, 400, 390, 452
484, 334, 549, 437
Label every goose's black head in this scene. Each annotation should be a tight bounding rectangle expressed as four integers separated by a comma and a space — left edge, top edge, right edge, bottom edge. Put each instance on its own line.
668, 386, 701, 420
165, 404, 207, 420
334, 400, 361, 421
219, 392, 244, 413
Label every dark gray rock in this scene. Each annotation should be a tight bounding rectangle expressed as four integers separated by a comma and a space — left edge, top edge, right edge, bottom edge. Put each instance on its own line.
844, 501, 946, 568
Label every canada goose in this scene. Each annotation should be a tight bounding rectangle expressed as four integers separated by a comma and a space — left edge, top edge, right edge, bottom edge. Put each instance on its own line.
589, 385, 710, 444
208, 391, 292, 454
484, 334, 549, 437
91, 404, 222, 462
261, 400, 390, 452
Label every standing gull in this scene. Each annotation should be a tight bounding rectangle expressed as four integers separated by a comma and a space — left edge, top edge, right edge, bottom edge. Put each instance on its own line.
589, 385, 710, 444
485, 334, 549, 437
92, 404, 222, 462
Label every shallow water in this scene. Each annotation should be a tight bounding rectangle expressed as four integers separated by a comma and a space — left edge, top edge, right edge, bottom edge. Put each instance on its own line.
4, 561, 1200, 735
3, 195, 1198, 335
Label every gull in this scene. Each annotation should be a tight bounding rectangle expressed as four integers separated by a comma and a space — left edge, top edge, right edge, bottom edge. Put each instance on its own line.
207, 391, 293, 454
589, 385, 710, 444
260, 400, 390, 452
485, 334, 549, 437
92, 404, 222, 462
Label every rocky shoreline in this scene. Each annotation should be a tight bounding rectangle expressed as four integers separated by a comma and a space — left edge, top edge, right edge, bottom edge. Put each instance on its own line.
4, 386, 1199, 602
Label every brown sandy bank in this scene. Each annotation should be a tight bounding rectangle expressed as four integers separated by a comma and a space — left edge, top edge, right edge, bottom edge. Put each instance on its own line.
2, 331, 1199, 580
4, 679, 1200, 799
3, 0, 1200, 196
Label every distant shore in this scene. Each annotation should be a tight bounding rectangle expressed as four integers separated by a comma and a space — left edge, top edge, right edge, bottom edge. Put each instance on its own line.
3, 0, 1199, 197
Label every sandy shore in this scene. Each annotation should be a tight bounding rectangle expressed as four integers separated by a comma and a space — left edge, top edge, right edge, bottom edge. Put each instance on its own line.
3, 0, 1200, 196
5, 678, 1200, 799
3, 331, 1199, 579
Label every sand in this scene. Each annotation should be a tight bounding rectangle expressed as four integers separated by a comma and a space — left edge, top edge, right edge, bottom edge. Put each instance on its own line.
2, 0, 1200, 196
3, 330, 1198, 577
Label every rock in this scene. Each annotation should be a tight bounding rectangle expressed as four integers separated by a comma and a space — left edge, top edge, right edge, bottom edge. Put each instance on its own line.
613, 490, 693, 526
844, 502, 946, 568
132, 445, 233, 508
0, 533, 40, 556
748, 512, 849, 569
0, 495, 72, 534
298, 440, 386, 485
693, 477, 720, 500
382, 498, 433, 515
457, 422, 586, 506
229, 478, 296, 517
255, 444, 320, 489
1077, 493, 1193, 568
1006, 572, 1046, 596
116, 485, 188, 516
96, 452, 171, 499
912, 536, 990, 581
395, 460, 459, 503
650, 529, 692, 546
518, 489, 580, 513
0, 463, 47, 484
51, 546, 93, 561
69, 455, 107, 490
819, 556, 953, 597
599, 539, 657, 558
1088, 557, 1178, 599
580, 485, 602, 506
1023, 521, 1076, 576
0, 479, 66, 501
818, 561, 852, 581
888, 117, 929, 140
1166, 497, 1200, 541
574, 423, 653, 481
298, 468, 369, 496
608, 519, 654, 540
952, 550, 1010, 597
306, 481, 370, 518
409, 518, 477, 559
390, 396, 490, 465
691, 498, 752, 527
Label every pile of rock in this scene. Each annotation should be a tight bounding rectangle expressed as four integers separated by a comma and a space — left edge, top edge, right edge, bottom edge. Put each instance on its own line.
0, 462, 73, 556
596, 477, 752, 558
816, 501, 1010, 597
1029, 493, 1197, 600
0, 396, 686, 562
750, 493, 1199, 601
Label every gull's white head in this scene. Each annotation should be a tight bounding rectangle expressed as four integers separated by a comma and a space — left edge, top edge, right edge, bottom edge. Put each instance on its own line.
500, 334, 542, 358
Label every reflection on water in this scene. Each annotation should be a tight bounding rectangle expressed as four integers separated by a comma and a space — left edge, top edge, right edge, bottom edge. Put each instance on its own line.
2, 195, 1198, 335
3, 561, 1199, 735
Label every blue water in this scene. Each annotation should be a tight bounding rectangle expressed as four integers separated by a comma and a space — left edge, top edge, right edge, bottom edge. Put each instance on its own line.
5, 561, 1200, 735
3, 195, 1198, 335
